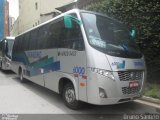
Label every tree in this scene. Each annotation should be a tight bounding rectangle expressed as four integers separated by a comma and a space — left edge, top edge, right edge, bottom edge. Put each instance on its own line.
86, 0, 160, 82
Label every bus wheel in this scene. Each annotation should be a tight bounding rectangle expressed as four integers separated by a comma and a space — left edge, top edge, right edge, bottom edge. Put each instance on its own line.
0, 62, 2, 69
19, 68, 26, 83
63, 83, 83, 110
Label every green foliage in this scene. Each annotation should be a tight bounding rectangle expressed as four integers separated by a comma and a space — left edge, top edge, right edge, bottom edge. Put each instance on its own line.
145, 83, 160, 99
86, 0, 160, 81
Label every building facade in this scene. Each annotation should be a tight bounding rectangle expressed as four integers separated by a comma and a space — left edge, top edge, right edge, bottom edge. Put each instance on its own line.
0, 0, 10, 40
11, 0, 73, 36
10, 17, 19, 36
4, 0, 9, 37
11, 0, 98, 36
56, 0, 99, 12
0, 0, 5, 40
9, 17, 15, 34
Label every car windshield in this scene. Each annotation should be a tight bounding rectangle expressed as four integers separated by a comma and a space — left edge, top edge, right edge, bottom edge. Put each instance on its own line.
81, 12, 142, 58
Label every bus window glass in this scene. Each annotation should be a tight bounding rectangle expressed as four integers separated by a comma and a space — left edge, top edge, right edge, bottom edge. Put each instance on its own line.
29, 29, 39, 50
81, 12, 142, 58
37, 25, 49, 49
6, 40, 14, 58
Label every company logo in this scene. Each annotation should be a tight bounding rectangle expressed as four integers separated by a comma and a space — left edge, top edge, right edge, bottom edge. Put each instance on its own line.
112, 61, 125, 69
58, 51, 77, 56
27, 51, 42, 58
73, 67, 85, 75
134, 61, 144, 67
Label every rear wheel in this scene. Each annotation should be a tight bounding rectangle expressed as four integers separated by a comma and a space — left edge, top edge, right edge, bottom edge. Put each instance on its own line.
19, 68, 26, 83
63, 83, 83, 110
0, 62, 2, 69
0, 62, 3, 70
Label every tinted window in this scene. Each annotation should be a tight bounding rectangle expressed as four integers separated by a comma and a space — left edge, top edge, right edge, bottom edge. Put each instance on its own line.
0, 41, 3, 56
37, 25, 49, 49
63, 18, 84, 51
6, 40, 14, 58
23, 33, 30, 51
14, 36, 22, 53
18, 36, 23, 52
81, 12, 142, 58
13, 37, 18, 53
29, 29, 39, 50
13, 14, 84, 52
46, 19, 62, 49
57, 14, 84, 51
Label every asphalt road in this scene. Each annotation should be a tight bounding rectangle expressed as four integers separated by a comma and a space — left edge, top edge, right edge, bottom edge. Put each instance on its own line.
0, 70, 159, 120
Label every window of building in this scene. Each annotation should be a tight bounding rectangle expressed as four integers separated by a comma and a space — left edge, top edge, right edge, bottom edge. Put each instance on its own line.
35, 2, 38, 10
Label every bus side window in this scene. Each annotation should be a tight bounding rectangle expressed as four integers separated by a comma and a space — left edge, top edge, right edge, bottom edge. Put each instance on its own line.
23, 33, 30, 51
13, 38, 18, 54
17, 36, 22, 53
37, 25, 49, 49
0, 42, 2, 56
29, 29, 38, 50
19, 36, 24, 51
46, 20, 62, 49
64, 15, 84, 51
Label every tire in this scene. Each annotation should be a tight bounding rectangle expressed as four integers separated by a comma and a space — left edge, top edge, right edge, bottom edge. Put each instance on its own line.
62, 83, 83, 110
19, 68, 27, 83
0, 62, 2, 70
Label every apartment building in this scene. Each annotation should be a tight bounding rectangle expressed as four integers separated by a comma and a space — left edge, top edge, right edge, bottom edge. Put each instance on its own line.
0, 0, 9, 40
11, 0, 98, 36
11, 0, 73, 36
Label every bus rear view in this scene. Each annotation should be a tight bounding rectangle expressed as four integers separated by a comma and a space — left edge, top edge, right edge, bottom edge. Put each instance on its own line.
81, 11, 146, 105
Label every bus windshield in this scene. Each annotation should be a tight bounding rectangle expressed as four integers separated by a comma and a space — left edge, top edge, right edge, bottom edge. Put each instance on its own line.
6, 40, 14, 58
81, 12, 142, 58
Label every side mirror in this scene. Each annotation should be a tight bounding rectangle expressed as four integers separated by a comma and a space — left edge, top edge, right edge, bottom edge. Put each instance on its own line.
64, 15, 82, 29
130, 29, 136, 38
64, 15, 73, 29
4, 40, 8, 53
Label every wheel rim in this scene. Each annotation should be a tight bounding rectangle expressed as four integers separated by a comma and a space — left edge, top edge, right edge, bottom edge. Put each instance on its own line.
20, 71, 23, 81
65, 87, 76, 104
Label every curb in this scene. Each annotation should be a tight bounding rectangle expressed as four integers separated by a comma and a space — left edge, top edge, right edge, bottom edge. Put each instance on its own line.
139, 96, 160, 105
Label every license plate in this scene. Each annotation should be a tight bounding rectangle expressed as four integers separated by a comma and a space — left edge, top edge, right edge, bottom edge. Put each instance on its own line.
129, 81, 139, 88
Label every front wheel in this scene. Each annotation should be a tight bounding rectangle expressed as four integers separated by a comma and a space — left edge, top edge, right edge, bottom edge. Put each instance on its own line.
19, 68, 27, 83
0, 62, 2, 70
63, 83, 83, 110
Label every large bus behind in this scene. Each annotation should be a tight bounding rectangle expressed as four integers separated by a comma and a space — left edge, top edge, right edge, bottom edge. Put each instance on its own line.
0, 37, 15, 71
12, 9, 146, 109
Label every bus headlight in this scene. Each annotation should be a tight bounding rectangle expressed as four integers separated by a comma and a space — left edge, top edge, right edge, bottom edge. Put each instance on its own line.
90, 68, 115, 80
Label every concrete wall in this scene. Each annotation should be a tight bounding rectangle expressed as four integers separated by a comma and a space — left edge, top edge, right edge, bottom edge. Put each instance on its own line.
9, 17, 15, 34
11, 0, 73, 36
10, 17, 19, 36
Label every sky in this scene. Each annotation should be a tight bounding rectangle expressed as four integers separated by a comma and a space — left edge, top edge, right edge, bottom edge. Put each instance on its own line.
7, 0, 19, 19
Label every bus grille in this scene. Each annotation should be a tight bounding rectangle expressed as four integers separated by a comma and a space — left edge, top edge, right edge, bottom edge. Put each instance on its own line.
122, 86, 140, 95
118, 71, 143, 81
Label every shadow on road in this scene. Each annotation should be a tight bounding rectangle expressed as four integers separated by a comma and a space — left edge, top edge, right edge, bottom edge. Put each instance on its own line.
11, 76, 159, 115
0, 70, 15, 75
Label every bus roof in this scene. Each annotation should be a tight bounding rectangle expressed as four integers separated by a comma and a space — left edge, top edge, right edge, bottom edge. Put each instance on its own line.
16, 8, 121, 37
5, 36, 15, 40
0, 36, 15, 42
16, 9, 81, 37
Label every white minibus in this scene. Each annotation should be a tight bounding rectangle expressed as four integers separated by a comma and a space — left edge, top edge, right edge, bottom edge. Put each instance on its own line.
12, 9, 146, 109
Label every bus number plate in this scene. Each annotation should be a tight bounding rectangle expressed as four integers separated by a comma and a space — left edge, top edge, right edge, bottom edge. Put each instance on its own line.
129, 81, 139, 88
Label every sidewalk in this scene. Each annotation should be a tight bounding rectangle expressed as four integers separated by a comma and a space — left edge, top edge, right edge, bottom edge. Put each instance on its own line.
139, 96, 160, 105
